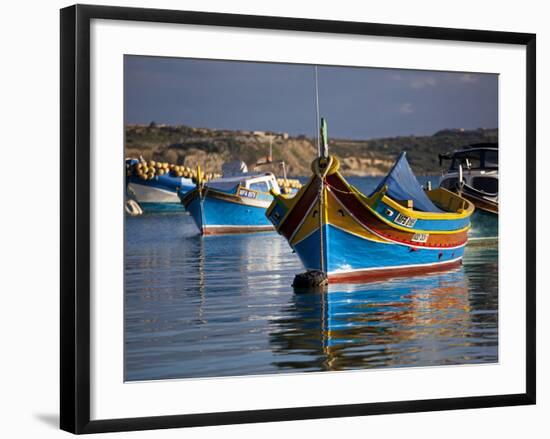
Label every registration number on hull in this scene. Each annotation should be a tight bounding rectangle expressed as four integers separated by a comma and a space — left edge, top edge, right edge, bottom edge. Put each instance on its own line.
411, 233, 429, 243
239, 188, 257, 199
394, 212, 417, 228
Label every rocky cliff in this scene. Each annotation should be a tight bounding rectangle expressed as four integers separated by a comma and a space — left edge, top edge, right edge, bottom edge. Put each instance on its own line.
125, 123, 498, 177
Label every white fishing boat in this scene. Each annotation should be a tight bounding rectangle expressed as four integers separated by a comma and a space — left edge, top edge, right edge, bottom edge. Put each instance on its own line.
438, 143, 498, 238
125, 158, 195, 211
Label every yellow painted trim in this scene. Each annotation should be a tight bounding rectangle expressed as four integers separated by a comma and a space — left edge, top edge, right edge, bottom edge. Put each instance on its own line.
329, 223, 392, 245
206, 186, 271, 208
367, 206, 472, 235
268, 176, 317, 229
327, 173, 472, 235
290, 196, 321, 246
381, 190, 474, 220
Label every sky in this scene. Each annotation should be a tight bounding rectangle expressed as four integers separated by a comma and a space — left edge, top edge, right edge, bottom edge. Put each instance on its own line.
124, 56, 498, 140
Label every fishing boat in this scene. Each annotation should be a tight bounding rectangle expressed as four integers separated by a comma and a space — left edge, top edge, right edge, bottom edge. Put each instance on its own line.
438, 143, 498, 239
126, 158, 195, 211
179, 161, 281, 235
266, 119, 475, 282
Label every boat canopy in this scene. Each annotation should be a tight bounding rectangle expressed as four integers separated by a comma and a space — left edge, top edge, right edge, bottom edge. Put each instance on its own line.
438, 143, 498, 171
207, 172, 279, 194
371, 152, 443, 213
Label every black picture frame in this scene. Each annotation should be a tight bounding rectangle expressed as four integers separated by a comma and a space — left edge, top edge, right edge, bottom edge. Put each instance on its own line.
60, 4, 536, 434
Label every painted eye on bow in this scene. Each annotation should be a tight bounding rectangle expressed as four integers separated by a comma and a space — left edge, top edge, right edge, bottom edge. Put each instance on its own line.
337, 209, 345, 217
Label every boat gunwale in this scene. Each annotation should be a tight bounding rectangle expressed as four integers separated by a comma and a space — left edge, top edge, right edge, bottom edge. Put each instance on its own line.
326, 188, 469, 247
181, 185, 272, 209
333, 173, 475, 221
325, 171, 473, 234
266, 175, 316, 223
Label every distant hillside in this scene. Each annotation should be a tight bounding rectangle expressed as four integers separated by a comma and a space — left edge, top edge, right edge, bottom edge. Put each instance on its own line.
125, 123, 498, 177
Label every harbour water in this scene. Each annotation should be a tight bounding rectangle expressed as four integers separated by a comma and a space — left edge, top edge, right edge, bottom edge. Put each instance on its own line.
124, 176, 498, 381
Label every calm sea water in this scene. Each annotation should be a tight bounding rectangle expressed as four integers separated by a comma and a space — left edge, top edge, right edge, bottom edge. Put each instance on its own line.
124, 176, 498, 381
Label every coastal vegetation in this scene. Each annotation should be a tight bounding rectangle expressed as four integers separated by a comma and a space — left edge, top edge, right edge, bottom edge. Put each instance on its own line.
125, 122, 498, 177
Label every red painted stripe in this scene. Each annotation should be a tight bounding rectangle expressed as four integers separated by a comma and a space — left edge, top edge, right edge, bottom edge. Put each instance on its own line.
328, 258, 462, 283
325, 173, 378, 225
278, 179, 321, 240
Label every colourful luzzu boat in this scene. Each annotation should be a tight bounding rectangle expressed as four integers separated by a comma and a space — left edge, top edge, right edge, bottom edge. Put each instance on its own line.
180, 164, 280, 235
266, 119, 475, 282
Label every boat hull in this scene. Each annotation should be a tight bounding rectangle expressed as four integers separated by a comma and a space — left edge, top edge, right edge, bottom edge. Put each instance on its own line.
293, 224, 465, 282
438, 187, 497, 239
183, 188, 274, 235
439, 184, 498, 239
128, 181, 181, 203
459, 184, 498, 214
128, 178, 194, 211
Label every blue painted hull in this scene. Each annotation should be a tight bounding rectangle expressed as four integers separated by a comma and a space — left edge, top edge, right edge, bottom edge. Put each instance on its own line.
138, 202, 186, 213
293, 224, 464, 280
185, 190, 274, 235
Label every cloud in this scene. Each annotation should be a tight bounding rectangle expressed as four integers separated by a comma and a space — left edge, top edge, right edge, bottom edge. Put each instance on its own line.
399, 102, 414, 114
459, 73, 480, 83
410, 76, 437, 89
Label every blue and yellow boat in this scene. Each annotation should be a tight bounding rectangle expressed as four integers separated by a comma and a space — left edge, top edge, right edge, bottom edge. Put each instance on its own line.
180, 165, 281, 235
266, 119, 475, 282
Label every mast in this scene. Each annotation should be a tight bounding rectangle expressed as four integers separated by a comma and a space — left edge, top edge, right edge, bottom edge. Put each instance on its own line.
320, 118, 329, 158
314, 66, 321, 157
313, 67, 329, 273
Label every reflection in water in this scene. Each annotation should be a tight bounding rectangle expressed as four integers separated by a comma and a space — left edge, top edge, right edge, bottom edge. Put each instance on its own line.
269, 268, 498, 372
125, 212, 498, 381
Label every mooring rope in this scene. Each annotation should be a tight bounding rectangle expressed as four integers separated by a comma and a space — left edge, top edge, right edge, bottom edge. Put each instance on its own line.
323, 180, 356, 195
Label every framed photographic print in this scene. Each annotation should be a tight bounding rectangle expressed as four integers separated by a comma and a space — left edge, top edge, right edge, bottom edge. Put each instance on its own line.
60, 4, 536, 434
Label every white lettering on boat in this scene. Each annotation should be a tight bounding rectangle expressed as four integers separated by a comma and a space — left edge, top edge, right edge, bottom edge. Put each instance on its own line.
411, 233, 429, 243
239, 188, 257, 199
394, 213, 417, 228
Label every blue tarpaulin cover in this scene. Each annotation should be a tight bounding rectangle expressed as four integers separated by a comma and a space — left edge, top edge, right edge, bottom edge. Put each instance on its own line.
370, 152, 443, 212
